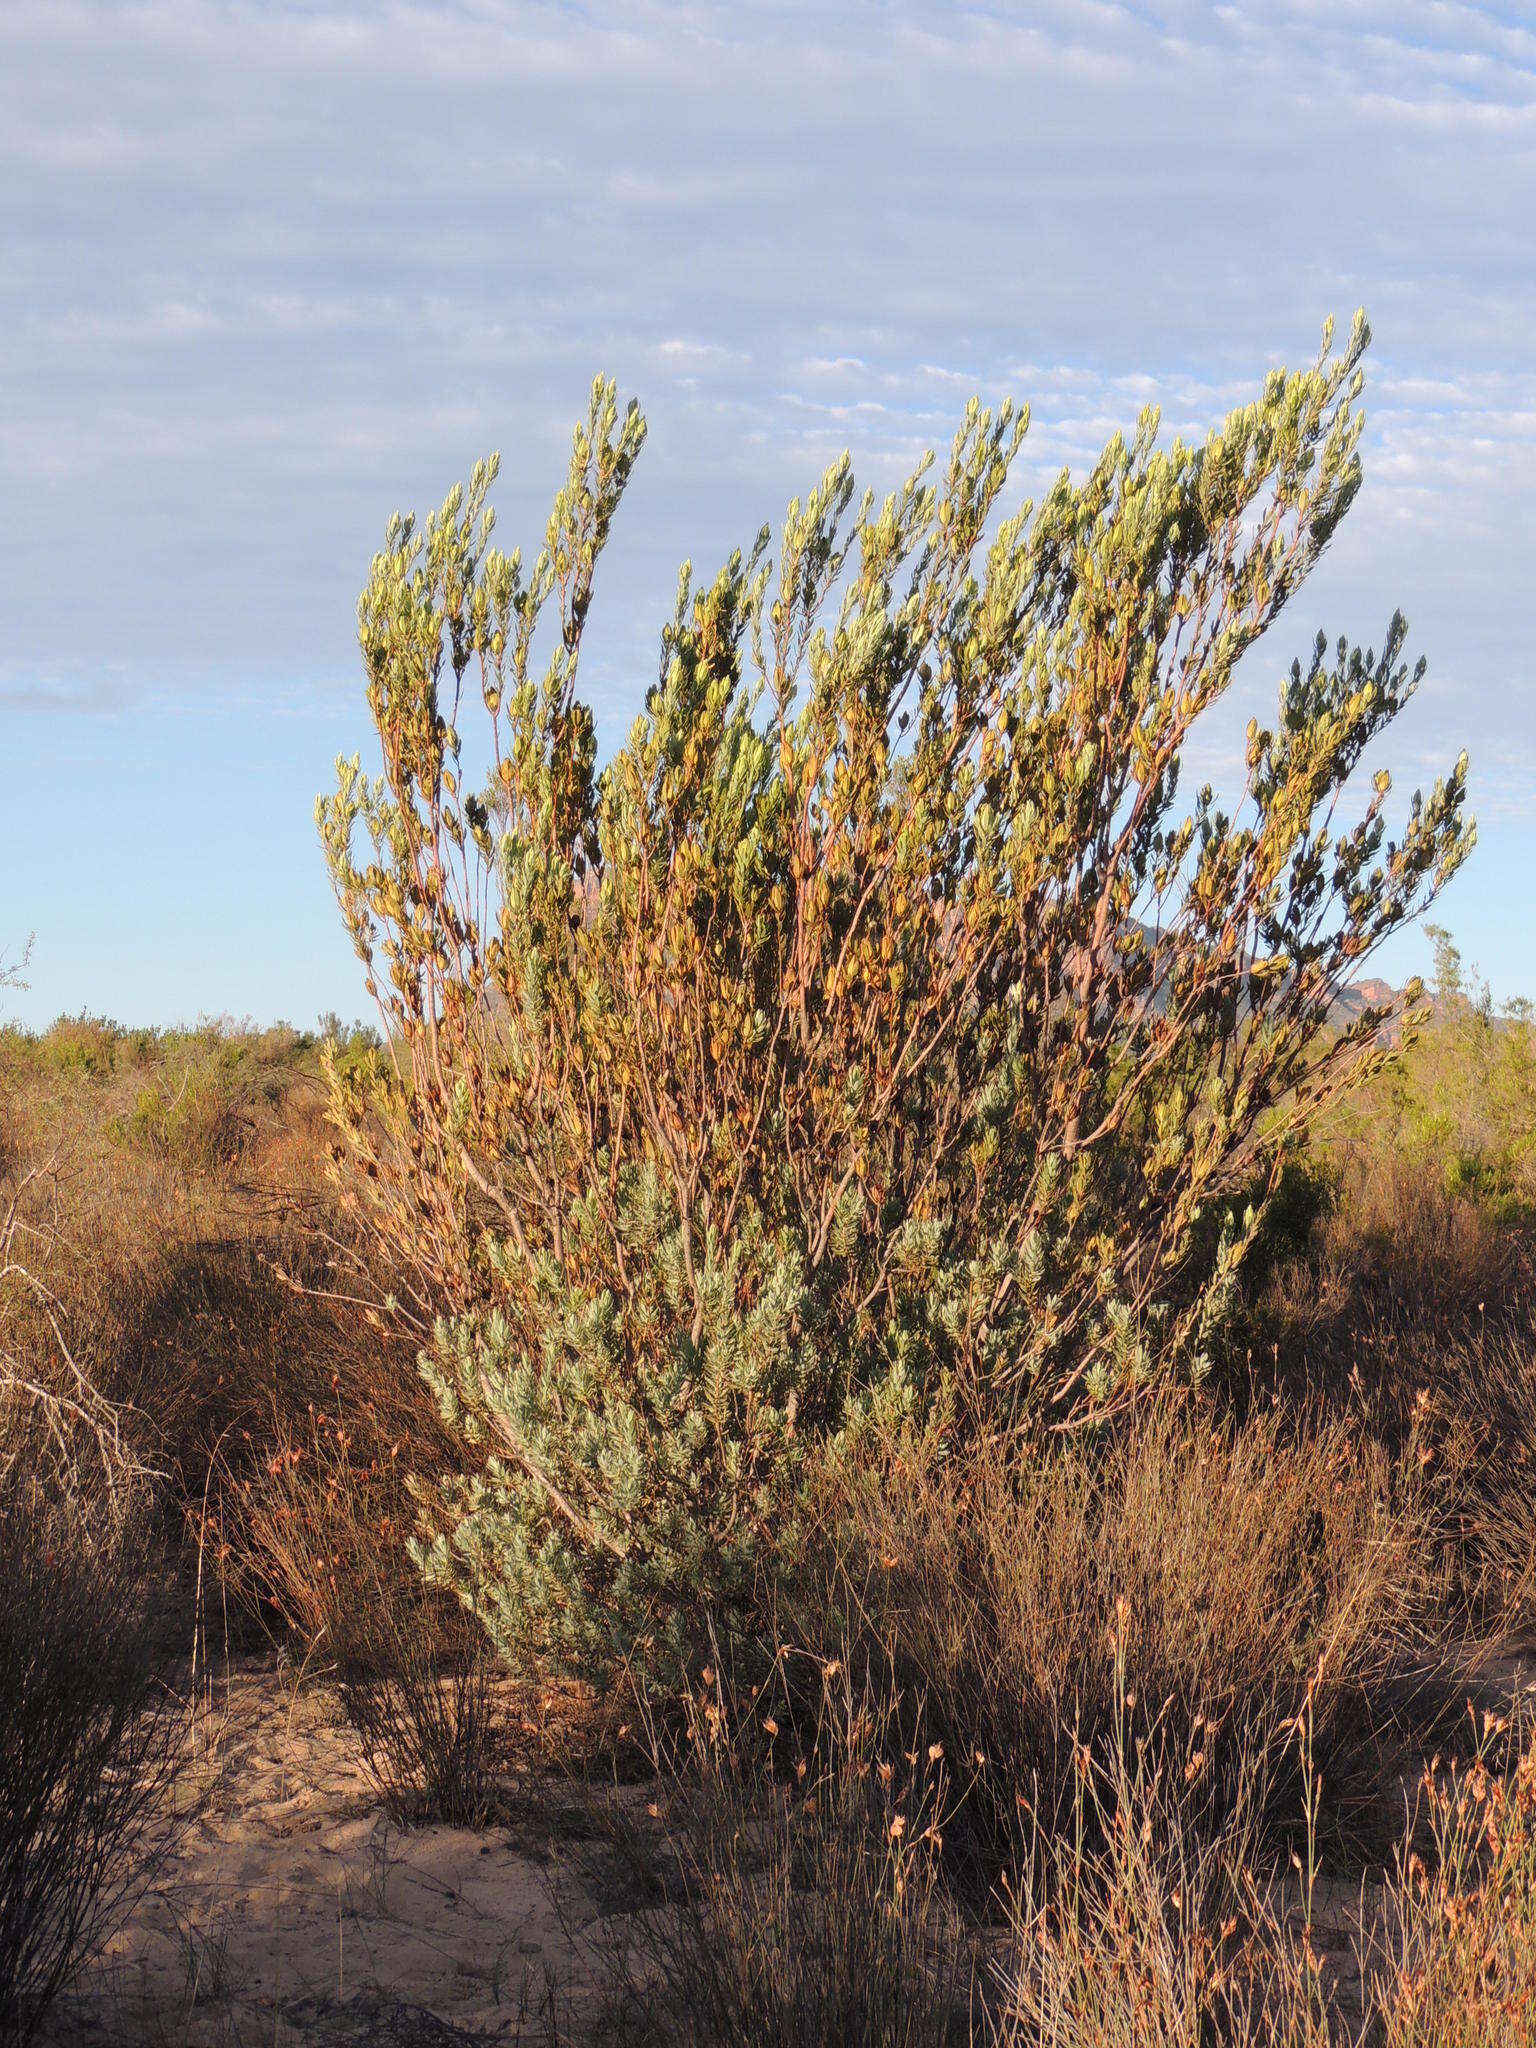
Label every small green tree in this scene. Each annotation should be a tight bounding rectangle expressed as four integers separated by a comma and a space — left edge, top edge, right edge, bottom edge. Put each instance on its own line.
320, 318, 1472, 1674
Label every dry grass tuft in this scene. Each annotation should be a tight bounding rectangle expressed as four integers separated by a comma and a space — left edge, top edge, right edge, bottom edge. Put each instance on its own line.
988, 1685, 1336, 2048
1365, 1714, 1536, 2047
237, 1414, 502, 1827
799, 1397, 1444, 1887
588, 1657, 972, 2047
0, 1481, 186, 2046
0, 1141, 188, 2047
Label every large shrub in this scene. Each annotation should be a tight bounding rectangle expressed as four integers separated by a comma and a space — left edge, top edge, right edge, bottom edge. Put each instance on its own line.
320, 319, 1471, 1674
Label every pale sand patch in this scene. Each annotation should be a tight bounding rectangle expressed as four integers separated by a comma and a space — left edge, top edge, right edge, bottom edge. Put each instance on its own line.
45, 1654, 618, 2045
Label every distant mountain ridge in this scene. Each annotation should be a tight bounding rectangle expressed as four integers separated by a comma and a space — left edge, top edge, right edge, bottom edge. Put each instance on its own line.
1328, 975, 1413, 1039
1332, 975, 1399, 1020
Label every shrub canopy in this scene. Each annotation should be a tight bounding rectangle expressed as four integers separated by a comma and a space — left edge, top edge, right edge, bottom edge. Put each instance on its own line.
320, 316, 1472, 1671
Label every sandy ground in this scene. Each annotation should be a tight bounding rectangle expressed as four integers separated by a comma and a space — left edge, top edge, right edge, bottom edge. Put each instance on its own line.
46, 1656, 617, 2046
42, 1644, 1536, 2045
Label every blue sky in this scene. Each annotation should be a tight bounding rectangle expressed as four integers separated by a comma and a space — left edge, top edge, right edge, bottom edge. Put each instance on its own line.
3, 0, 1534, 1028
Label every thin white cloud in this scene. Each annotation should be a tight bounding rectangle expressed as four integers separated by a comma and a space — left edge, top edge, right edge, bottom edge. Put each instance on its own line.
655, 338, 751, 367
